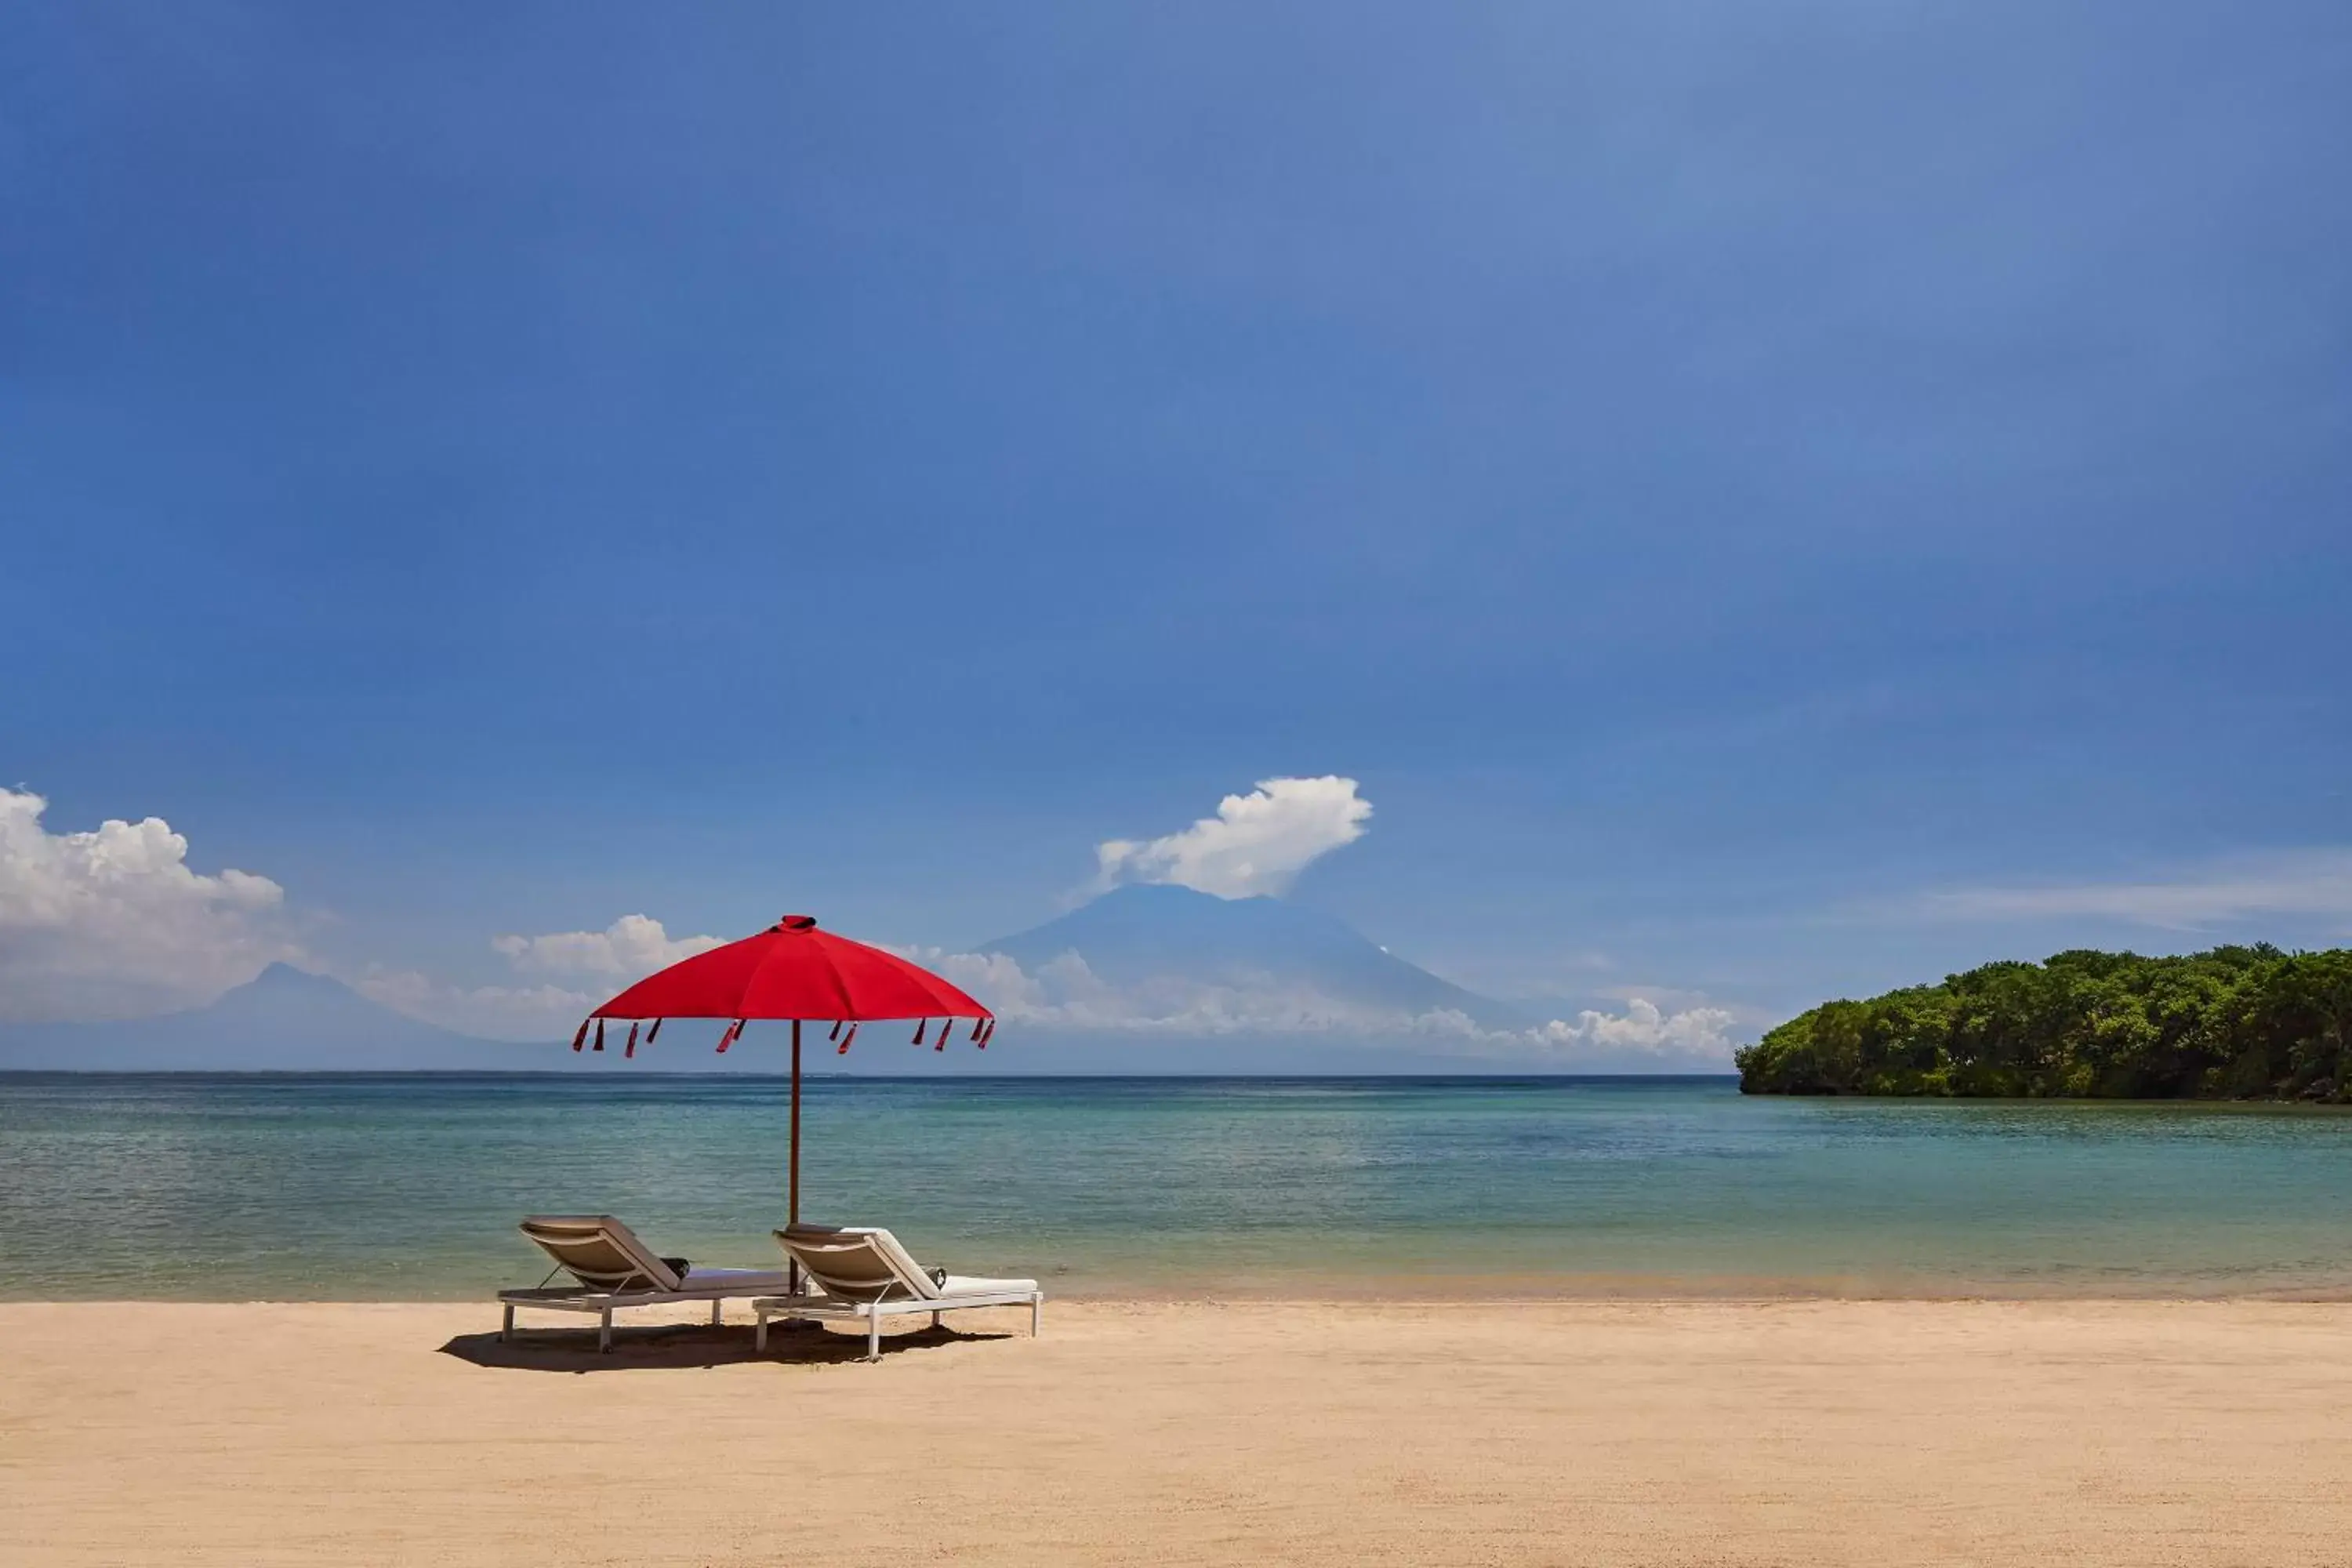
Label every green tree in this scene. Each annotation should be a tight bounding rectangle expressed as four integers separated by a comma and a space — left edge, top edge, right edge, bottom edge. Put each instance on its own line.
1736, 946, 2352, 1101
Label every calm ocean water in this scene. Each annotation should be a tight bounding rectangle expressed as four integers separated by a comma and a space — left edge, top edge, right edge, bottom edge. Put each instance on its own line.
5, 1073, 2352, 1300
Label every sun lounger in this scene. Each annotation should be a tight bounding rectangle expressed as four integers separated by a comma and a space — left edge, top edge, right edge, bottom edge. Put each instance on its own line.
754, 1224, 1043, 1359
499, 1214, 795, 1352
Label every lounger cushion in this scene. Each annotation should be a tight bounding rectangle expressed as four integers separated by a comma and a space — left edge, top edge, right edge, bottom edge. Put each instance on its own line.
521, 1214, 683, 1292
775, 1225, 1037, 1302
938, 1275, 1040, 1296
775, 1225, 918, 1301
517, 1216, 793, 1299
678, 1267, 793, 1291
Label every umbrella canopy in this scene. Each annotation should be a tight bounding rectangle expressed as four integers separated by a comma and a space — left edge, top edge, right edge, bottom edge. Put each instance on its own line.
588, 913, 992, 1034
572, 914, 995, 1234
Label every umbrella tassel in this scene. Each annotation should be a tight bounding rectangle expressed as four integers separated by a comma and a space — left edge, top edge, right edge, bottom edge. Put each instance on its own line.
829, 1020, 842, 1041
646, 1018, 662, 1044
837, 1022, 858, 1055
593, 1018, 606, 1052
624, 1022, 640, 1059
913, 1018, 927, 1046
970, 1018, 984, 1042
571, 1019, 589, 1053
980, 1018, 996, 1047
716, 1018, 743, 1054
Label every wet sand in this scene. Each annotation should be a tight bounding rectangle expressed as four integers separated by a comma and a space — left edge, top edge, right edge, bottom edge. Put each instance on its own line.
5, 1298, 2350, 1565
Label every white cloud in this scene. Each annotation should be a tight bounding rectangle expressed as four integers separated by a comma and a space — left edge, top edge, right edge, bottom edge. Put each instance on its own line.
0, 788, 299, 1022
1345, 1000, 1737, 1064
350, 968, 600, 1042
490, 914, 725, 978
349, 913, 731, 1038
904, 944, 1740, 1062
1094, 775, 1373, 898
918, 945, 1340, 1033
1531, 998, 1739, 1056
1921, 849, 2352, 931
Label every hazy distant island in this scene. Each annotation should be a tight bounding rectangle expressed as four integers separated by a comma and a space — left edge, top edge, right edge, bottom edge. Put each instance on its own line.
1737, 946, 2352, 1101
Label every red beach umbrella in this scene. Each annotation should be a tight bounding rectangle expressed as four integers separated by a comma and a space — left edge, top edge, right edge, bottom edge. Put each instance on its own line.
572, 914, 994, 1232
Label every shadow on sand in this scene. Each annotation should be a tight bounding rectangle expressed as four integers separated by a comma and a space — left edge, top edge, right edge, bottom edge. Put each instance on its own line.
439, 1318, 1011, 1373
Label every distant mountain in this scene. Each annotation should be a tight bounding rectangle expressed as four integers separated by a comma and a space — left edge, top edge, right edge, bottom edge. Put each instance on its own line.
0, 963, 555, 1070
983, 883, 1531, 1030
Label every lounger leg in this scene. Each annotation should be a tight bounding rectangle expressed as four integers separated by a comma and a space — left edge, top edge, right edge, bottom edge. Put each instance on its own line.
931, 1310, 942, 1330
755, 1308, 768, 1354
599, 1306, 612, 1354
1032, 1294, 1042, 1338
501, 1302, 514, 1342
711, 1300, 724, 1328
867, 1305, 882, 1362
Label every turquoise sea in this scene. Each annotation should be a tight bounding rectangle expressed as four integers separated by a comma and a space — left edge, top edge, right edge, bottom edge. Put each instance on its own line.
6, 1073, 2352, 1301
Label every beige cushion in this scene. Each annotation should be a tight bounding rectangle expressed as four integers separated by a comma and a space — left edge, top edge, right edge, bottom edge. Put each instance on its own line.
677, 1267, 794, 1293
938, 1274, 1040, 1296
775, 1225, 1037, 1302
521, 1214, 681, 1293
776, 1224, 924, 1302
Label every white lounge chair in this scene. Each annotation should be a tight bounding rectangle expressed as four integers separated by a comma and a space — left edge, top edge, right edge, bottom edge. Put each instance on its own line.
499, 1214, 795, 1352
754, 1224, 1043, 1360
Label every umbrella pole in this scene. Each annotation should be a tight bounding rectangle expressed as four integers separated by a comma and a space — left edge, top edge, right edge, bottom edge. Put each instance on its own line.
789, 1018, 803, 1297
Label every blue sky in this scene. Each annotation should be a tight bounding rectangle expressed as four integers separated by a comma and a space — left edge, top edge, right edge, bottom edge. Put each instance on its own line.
4, 2, 2348, 1047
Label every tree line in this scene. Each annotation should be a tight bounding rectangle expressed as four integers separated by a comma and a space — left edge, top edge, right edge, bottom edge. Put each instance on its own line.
1736, 946, 2352, 1099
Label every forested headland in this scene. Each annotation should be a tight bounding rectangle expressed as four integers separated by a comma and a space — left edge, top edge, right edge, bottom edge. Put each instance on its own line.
1736, 946, 2352, 1099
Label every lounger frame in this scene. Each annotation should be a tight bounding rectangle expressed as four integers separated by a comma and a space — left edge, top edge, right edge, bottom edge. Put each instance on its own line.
752, 1287, 1044, 1359
755, 1224, 1044, 1360
497, 1214, 794, 1352
499, 1283, 808, 1353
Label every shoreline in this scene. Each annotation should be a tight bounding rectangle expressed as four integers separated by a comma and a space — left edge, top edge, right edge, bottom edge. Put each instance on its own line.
9, 1298, 2352, 1565
16, 1270, 2352, 1305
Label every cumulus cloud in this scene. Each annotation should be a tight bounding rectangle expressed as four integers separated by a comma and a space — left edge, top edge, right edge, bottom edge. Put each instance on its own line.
351, 968, 601, 1042
925, 946, 1399, 1033
350, 916, 728, 1038
490, 914, 726, 978
1094, 776, 1373, 898
0, 788, 299, 1022
1531, 998, 1738, 1056
1921, 849, 2352, 930
340, 913, 731, 1039
903, 944, 1740, 1062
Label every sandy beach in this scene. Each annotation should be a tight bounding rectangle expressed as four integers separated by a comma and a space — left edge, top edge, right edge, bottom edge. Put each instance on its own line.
4, 1298, 2349, 1566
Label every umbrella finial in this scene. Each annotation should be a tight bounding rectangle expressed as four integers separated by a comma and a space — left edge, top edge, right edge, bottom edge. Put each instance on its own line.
777, 914, 818, 931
